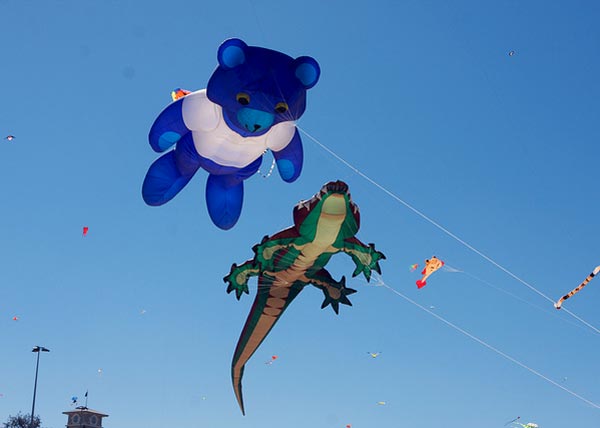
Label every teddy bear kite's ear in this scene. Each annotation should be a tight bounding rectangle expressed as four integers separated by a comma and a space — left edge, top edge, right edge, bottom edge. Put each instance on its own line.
217, 38, 248, 69
293, 56, 320, 89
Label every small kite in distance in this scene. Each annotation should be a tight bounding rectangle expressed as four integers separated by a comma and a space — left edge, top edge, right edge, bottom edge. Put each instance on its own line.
367, 352, 381, 358
409, 264, 418, 272
265, 355, 278, 365
416, 256, 444, 288
4, 135, 15, 141
12, 316, 18, 321
509, 50, 515, 56
554, 265, 600, 309
82, 226, 89, 237
376, 401, 386, 405
170, 88, 191, 101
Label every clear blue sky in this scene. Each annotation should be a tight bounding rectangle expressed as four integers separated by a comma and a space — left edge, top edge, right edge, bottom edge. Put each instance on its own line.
1, 0, 599, 427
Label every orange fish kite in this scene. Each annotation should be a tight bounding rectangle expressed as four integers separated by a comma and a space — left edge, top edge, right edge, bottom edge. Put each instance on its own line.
416, 256, 444, 288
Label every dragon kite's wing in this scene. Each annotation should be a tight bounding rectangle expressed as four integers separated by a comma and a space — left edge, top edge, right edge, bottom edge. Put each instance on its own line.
555, 265, 600, 309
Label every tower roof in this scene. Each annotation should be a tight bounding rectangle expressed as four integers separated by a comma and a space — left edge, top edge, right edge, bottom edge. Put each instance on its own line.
63, 406, 109, 417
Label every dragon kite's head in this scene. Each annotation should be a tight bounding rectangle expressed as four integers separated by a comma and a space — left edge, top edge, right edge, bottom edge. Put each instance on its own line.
293, 180, 360, 240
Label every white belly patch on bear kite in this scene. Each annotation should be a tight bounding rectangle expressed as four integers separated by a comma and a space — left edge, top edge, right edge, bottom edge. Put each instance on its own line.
182, 90, 296, 168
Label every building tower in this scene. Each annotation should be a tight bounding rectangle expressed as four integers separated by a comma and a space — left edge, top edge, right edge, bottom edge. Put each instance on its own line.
63, 406, 108, 428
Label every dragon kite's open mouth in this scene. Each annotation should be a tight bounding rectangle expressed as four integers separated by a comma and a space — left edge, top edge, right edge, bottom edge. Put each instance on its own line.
321, 180, 349, 195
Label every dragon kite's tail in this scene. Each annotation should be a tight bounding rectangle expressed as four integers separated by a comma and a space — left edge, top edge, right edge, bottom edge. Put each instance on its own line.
554, 265, 600, 309
231, 277, 304, 415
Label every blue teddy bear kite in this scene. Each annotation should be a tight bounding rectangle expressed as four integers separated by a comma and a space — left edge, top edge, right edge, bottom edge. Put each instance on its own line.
142, 38, 320, 230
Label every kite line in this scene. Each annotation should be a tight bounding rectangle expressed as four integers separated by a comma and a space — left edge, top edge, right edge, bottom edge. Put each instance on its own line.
297, 125, 600, 336
381, 282, 600, 410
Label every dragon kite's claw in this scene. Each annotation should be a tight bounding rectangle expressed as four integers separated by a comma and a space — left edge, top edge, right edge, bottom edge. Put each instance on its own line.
320, 279, 357, 314
224, 261, 257, 300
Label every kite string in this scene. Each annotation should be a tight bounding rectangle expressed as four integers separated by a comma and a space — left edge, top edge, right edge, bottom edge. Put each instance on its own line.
297, 125, 600, 336
445, 264, 599, 335
231, 241, 598, 406
559, 307, 600, 335
380, 282, 600, 410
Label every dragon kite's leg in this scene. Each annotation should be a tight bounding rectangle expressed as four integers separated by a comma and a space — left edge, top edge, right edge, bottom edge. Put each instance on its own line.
231, 276, 304, 415
309, 268, 357, 314
555, 265, 600, 309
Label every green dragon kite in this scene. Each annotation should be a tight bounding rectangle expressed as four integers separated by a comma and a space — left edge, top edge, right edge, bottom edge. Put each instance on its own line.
224, 180, 385, 414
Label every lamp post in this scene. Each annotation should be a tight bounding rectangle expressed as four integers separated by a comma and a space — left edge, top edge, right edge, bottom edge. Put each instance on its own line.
30, 346, 50, 427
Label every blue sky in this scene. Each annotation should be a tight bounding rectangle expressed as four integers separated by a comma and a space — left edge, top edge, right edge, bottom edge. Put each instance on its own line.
1, 0, 599, 427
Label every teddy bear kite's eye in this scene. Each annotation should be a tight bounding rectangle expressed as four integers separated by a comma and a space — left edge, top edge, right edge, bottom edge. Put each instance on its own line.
236, 92, 250, 105
275, 102, 288, 114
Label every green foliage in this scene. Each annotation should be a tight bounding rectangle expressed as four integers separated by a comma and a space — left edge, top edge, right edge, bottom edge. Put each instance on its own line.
2, 413, 42, 428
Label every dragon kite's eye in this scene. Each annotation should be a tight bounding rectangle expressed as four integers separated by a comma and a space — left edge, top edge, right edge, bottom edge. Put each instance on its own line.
236, 93, 250, 105
274, 102, 288, 114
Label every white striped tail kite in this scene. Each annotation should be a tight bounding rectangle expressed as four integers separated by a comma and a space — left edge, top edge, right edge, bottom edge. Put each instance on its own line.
554, 265, 600, 309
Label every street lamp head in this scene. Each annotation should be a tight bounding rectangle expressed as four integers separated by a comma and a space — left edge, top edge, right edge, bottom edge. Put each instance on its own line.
32, 346, 50, 353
